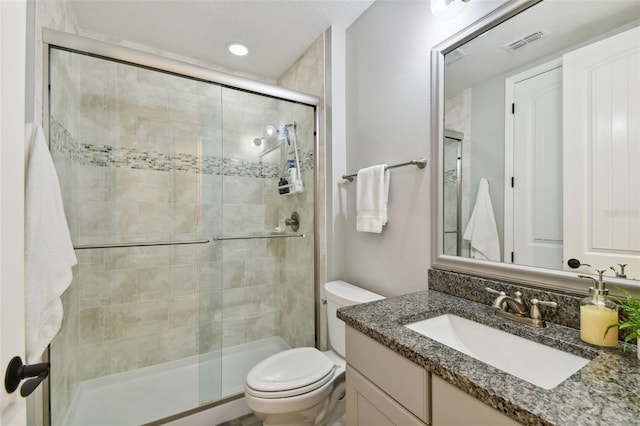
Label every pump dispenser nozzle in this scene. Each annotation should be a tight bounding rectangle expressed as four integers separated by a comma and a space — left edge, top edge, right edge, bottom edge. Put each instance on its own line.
578, 269, 609, 296
578, 269, 618, 347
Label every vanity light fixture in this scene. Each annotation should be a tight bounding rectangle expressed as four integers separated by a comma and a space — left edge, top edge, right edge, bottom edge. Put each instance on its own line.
226, 42, 249, 56
431, 0, 471, 20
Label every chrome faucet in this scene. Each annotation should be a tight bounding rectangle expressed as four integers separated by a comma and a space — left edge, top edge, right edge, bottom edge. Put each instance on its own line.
609, 264, 627, 279
485, 287, 557, 328
491, 292, 528, 316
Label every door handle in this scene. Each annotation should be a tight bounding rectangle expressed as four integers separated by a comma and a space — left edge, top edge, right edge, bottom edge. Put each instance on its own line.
4, 356, 50, 397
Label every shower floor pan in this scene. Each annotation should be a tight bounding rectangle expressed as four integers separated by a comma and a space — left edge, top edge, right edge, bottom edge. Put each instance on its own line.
62, 336, 289, 426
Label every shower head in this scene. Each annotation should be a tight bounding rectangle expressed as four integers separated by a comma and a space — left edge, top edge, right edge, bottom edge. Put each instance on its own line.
263, 125, 278, 142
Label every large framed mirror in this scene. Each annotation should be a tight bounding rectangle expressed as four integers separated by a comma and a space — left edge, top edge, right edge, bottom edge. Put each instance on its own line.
431, 0, 640, 294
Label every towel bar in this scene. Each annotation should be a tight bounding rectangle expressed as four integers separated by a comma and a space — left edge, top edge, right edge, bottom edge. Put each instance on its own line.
342, 157, 427, 182
214, 233, 305, 241
73, 239, 210, 249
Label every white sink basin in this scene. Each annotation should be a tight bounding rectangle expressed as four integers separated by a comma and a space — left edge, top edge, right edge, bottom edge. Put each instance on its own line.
405, 314, 590, 389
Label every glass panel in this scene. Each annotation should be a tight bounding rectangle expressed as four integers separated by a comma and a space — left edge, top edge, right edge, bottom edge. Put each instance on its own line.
443, 135, 462, 256
206, 87, 317, 400
48, 47, 223, 425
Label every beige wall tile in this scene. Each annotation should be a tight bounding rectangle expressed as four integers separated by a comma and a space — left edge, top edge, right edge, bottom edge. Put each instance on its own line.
245, 311, 279, 341
109, 337, 138, 374
169, 295, 198, 328
105, 300, 169, 340
138, 266, 173, 301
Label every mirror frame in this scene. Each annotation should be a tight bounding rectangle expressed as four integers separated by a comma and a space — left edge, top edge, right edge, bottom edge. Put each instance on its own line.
430, 0, 640, 296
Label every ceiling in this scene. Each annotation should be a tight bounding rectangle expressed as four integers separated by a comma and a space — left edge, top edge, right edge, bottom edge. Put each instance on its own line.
446, 0, 640, 92
69, 0, 375, 81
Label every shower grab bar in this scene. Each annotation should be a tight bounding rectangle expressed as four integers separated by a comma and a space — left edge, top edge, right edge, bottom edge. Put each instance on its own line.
214, 233, 305, 241
342, 157, 427, 182
73, 239, 210, 250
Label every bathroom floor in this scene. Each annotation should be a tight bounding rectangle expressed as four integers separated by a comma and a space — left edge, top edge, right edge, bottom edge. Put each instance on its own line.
219, 413, 348, 426
217, 413, 262, 426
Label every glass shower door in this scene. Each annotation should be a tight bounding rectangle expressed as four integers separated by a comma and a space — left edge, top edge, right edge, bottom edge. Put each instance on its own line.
48, 47, 223, 425
201, 86, 317, 402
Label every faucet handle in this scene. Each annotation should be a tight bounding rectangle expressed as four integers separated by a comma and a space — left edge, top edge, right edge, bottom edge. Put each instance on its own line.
485, 287, 508, 310
514, 291, 524, 305
529, 298, 558, 322
485, 287, 505, 296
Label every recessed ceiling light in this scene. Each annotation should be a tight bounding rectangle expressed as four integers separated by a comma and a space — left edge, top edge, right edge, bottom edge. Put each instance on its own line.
227, 42, 249, 56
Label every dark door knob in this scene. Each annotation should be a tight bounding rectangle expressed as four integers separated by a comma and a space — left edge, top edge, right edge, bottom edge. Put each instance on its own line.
567, 258, 591, 269
4, 356, 50, 397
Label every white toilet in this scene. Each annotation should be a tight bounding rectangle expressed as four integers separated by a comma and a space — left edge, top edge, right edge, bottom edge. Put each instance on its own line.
244, 280, 384, 426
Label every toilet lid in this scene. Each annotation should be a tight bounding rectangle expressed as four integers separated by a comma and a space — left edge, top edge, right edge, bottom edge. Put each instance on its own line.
246, 348, 334, 394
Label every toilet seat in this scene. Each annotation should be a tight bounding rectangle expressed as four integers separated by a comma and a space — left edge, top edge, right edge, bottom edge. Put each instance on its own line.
245, 348, 335, 399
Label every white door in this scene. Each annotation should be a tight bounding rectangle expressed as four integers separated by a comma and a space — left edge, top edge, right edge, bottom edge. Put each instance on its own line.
563, 26, 640, 279
506, 64, 564, 269
0, 1, 27, 425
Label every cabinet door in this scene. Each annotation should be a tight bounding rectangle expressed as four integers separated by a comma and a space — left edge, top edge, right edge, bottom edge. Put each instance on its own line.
432, 375, 521, 426
346, 366, 426, 426
346, 326, 430, 422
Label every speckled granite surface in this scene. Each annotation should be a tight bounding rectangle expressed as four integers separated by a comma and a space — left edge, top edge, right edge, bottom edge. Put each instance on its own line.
338, 290, 640, 426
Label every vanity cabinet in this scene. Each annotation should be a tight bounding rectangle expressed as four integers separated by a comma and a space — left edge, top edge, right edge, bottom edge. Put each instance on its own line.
345, 326, 522, 426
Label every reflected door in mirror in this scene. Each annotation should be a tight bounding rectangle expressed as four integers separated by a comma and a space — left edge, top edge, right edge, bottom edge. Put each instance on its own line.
508, 64, 563, 269
563, 26, 640, 280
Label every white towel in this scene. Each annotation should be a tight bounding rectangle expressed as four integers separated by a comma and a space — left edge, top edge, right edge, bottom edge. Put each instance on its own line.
356, 164, 389, 233
24, 123, 77, 363
462, 178, 501, 261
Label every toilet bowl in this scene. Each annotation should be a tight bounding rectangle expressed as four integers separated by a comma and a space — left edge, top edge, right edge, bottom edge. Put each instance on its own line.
244, 280, 384, 426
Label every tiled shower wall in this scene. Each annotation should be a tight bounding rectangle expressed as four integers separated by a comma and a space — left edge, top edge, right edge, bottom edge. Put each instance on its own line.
49, 47, 316, 425
277, 35, 324, 349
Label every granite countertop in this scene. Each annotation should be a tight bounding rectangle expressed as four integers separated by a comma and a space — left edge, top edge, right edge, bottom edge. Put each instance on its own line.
337, 290, 640, 426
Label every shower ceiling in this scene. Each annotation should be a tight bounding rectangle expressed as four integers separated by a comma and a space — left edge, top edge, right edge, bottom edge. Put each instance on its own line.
69, 0, 375, 81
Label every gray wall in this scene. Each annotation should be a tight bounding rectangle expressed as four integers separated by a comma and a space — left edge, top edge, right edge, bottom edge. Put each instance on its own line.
342, 0, 508, 297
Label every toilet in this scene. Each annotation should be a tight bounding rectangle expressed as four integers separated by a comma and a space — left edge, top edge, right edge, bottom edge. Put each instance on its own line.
244, 280, 384, 426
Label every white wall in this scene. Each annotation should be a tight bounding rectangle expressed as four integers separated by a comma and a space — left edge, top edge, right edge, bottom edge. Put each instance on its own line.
326, 25, 348, 284
1, 1, 27, 425
341, 0, 507, 297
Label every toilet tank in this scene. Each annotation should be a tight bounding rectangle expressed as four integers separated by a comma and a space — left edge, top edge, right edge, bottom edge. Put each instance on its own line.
324, 280, 384, 357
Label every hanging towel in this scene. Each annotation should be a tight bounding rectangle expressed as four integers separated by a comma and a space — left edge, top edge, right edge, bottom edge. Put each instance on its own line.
356, 164, 389, 233
24, 123, 77, 364
462, 178, 501, 261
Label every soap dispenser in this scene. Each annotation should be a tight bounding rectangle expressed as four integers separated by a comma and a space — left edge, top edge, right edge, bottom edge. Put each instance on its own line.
578, 269, 619, 347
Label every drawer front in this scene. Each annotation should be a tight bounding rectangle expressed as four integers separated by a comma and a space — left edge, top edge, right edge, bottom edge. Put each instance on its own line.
432, 375, 521, 426
346, 326, 430, 423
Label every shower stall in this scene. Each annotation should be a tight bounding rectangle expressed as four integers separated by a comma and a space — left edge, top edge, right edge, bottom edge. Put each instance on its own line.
46, 35, 318, 426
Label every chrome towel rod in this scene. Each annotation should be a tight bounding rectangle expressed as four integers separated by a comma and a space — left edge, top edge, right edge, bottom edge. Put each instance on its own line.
214, 233, 305, 241
342, 157, 427, 182
73, 239, 210, 250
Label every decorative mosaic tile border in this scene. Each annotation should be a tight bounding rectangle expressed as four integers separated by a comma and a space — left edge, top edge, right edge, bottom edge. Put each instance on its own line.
50, 118, 313, 178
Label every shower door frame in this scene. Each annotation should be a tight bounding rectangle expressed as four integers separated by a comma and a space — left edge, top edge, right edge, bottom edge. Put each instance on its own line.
42, 28, 322, 425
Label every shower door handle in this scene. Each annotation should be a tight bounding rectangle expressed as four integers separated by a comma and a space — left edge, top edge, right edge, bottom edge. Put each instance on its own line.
4, 356, 50, 397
